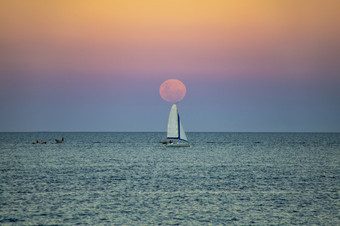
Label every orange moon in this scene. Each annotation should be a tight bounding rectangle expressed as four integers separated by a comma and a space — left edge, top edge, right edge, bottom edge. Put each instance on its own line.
159, 79, 187, 103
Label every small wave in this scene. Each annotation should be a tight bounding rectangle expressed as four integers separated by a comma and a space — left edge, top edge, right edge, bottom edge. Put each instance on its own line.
1, 218, 21, 223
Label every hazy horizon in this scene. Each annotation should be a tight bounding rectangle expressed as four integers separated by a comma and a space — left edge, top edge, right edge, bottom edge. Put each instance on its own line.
1, 130, 339, 134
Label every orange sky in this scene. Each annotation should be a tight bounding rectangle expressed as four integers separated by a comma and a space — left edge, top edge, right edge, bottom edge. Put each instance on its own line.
1, 0, 339, 80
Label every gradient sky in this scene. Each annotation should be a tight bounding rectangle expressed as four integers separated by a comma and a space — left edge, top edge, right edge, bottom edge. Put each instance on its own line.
1, 0, 340, 132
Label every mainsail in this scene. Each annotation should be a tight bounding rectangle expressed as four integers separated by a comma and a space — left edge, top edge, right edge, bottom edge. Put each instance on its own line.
167, 104, 188, 141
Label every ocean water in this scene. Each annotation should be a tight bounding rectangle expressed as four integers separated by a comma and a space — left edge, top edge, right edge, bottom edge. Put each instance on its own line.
0, 132, 339, 225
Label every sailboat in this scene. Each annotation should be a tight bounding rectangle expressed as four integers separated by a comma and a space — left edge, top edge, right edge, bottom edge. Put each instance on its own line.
164, 104, 191, 147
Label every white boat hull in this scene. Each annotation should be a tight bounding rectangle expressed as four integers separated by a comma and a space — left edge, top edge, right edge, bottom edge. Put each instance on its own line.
164, 143, 191, 147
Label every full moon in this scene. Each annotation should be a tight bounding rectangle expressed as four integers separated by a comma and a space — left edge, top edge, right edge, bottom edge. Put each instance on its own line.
159, 79, 187, 103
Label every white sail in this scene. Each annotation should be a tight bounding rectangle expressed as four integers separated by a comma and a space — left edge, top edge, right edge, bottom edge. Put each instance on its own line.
167, 104, 188, 141
179, 119, 188, 141
167, 104, 179, 138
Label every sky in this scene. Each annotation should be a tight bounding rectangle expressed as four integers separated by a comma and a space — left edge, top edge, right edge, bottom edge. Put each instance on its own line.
1, 0, 340, 132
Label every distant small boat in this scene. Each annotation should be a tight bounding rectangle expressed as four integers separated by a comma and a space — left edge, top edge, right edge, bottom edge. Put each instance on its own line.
164, 104, 190, 147
55, 137, 64, 143
32, 140, 46, 144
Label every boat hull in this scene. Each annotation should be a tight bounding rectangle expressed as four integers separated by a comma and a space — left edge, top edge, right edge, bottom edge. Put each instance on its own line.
164, 143, 191, 147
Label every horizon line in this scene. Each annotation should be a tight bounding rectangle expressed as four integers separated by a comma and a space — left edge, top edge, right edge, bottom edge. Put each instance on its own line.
1, 131, 339, 134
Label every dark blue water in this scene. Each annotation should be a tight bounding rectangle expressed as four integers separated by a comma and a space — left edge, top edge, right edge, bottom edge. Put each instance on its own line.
1, 132, 339, 225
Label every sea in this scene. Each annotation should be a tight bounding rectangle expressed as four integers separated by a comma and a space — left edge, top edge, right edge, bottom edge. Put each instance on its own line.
0, 132, 339, 225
